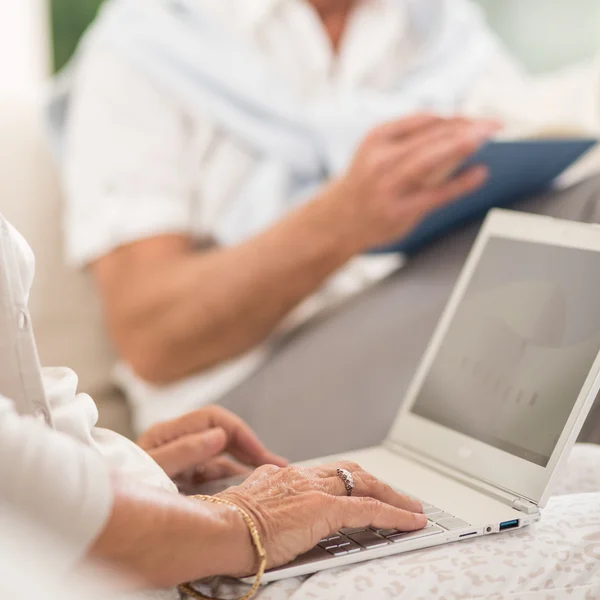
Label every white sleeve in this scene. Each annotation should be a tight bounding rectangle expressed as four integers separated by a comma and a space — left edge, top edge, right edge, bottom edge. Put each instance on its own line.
0, 393, 113, 569
43, 366, 177, 493
63, 48, 193, 266
461, 48, 600, 137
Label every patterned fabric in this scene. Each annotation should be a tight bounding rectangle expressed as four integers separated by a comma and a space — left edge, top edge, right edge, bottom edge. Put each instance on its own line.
196, 444, 600, 600
551, 443, 600, 496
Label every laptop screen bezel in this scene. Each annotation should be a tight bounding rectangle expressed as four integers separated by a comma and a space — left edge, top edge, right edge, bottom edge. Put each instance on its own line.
387, 209, 600, 507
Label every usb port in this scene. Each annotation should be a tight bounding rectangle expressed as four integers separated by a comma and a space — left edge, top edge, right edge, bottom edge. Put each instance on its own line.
499, 520, 519, 531
459, 532, 477, 538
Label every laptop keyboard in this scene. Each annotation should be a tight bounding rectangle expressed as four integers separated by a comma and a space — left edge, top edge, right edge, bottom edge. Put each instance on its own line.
285, 500, 471, 568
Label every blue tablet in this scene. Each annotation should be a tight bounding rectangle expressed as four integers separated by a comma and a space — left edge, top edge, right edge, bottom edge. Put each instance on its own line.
375, 138, 597, 255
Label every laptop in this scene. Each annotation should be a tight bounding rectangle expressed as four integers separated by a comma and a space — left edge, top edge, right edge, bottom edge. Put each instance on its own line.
253, 208, 600, 582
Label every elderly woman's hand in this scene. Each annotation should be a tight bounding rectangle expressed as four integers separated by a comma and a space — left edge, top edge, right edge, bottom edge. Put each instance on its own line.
137, 406, 287, 489
218, 461, 426, 572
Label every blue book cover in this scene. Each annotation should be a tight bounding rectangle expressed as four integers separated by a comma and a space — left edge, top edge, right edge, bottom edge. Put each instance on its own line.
376, 138, 597, 255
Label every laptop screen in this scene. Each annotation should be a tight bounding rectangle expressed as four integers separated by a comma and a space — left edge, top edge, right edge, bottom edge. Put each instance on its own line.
410, 236, 600, 467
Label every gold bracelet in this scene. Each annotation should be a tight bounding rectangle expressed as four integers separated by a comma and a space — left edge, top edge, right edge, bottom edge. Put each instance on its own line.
178, 495, 267, 600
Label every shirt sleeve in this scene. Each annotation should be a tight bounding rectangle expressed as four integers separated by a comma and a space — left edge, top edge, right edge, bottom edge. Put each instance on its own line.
43, 366, 177, 493
0, 393, 113, 569
63, 47, 194, 266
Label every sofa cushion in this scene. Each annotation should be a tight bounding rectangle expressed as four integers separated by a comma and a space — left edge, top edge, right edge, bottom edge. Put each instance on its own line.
0, 93, 132, 437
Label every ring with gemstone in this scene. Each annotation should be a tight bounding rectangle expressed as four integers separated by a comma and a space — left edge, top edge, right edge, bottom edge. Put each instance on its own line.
336, 468, 355, 496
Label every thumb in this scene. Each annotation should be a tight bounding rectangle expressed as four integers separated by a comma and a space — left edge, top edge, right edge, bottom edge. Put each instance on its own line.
148, 427, 228, 477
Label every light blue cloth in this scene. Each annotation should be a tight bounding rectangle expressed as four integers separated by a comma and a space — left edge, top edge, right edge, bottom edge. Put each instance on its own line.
49, 0, 500, 245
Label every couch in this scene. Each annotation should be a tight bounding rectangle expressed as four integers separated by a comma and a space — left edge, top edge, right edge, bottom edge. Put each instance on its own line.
4, 91, 600, 454
0, 92, 134, 438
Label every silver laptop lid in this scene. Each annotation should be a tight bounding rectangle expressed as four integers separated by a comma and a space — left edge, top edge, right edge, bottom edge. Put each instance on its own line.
389, 209, 600, 507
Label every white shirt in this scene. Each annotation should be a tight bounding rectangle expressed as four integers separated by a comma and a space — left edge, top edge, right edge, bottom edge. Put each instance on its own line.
0, 214, 175, 574
0, 503, 178, 600
64, 0, 600, 434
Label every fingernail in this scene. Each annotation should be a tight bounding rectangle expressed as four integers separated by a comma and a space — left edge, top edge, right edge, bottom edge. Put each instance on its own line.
412, 499, 424, 514
264, 452, 288, 467
415, 513, 427, 527
204, 428, 226, 451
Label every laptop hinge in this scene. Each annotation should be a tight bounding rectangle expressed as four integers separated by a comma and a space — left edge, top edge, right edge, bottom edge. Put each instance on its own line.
386, 440, 541, 516
511, 498, 538, 515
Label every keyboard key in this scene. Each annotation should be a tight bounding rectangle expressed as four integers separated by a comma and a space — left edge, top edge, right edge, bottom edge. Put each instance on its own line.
321, 543, 340, 551
437, 517, 471, 531
329, 547, 347, 556
339, 527, 368, 535
318, 534, 342, 547
328, 540, 363, 556
423, 505, 444, 515
348, 530, 390, 549
388, 525, 444, 543
344, 541, 363, 554
291, 545, 332, 566
374, 528, 401, 538
429, 512, 455, 523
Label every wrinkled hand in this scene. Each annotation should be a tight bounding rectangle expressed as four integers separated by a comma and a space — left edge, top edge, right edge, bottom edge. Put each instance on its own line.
325, 113, 502, 251
219, 461, 426, 571
137, 405, 287, 489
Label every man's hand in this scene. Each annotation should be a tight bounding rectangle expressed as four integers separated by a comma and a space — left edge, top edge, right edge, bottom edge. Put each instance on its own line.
137, 406, 287, 489
322, 114, 501, 252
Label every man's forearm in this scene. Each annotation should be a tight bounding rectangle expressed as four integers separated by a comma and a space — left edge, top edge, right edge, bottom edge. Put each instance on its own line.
90, 475, 255, 588
101, 184, 361, 383
97, 116, 492, 384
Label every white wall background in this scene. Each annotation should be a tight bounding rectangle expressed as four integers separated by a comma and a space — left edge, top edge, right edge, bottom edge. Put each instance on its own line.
0, 0, 51, 97
475, 0, 600, 73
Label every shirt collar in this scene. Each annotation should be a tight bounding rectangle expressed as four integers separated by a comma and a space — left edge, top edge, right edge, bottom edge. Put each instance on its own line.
233, 0, 377, 29
235, 0, 287, 28
201, 1, 392, 36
